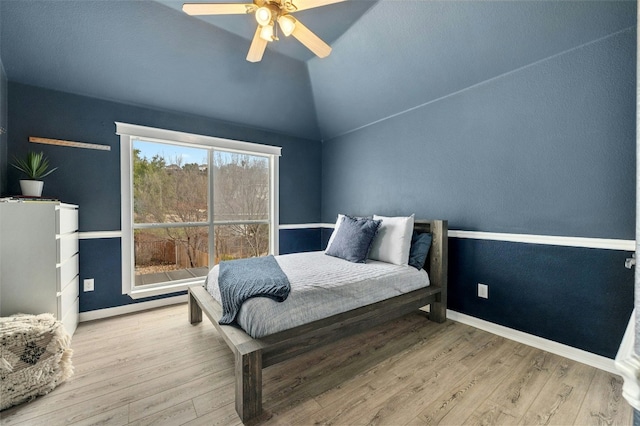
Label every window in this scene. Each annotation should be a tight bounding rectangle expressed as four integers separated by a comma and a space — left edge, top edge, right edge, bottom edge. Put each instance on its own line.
117, 123, 280, 298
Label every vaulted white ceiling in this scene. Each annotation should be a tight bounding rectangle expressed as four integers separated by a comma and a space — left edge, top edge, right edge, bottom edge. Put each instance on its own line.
0, 1, 635, 141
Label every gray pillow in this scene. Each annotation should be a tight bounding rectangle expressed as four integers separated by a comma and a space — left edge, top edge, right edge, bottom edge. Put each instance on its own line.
325, 216, 382, 263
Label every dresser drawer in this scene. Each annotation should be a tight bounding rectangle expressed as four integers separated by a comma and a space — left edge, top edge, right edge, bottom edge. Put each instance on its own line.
57, 235, 79, 263
59, 276, 79, 315
61, 298, 79, 336
56, 207, 78, 235
57, 253, 79, 292
58, 276, 79, 336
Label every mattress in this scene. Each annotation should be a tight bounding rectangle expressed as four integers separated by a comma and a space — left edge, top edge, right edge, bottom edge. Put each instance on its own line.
205, 251, 430, 338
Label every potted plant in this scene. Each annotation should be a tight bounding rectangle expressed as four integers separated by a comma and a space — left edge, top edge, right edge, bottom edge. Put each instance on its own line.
11, 151, 58, 197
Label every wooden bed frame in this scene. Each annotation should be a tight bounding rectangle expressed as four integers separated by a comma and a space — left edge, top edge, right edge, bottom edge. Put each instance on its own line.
188, 219, 448, 423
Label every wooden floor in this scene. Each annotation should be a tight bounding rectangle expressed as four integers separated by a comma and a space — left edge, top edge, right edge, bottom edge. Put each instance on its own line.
0, 303, 632, 426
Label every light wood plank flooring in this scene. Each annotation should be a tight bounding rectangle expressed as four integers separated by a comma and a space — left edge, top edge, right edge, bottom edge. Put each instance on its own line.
0, 304, 631, 425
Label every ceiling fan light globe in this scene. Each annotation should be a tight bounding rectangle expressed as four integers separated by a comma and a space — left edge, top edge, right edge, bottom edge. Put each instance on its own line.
278, 15, 296, 37
259, 24, 274, 42
255, 7, 272, 26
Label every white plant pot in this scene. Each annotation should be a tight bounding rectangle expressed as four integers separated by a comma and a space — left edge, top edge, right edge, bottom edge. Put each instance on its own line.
19, 180, 44, 197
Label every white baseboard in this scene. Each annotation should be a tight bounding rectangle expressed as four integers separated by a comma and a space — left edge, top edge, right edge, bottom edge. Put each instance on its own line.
447, 310, 618, 375
78, 294, 188, 323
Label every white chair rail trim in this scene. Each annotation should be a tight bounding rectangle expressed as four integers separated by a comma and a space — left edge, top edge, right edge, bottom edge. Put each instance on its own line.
79, 226, 635, 251
449, 230, 634, 251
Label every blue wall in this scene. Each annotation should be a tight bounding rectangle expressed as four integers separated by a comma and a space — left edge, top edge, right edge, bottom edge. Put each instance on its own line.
6, 82, 322, 312
449, 239, 633, 358
6, 82, 321, 226
279, 228, 323, 255
322, 28, 635, 238
320, 21, 635, 357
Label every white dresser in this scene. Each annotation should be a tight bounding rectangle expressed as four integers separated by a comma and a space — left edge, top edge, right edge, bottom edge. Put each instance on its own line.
0, 202, 79, 335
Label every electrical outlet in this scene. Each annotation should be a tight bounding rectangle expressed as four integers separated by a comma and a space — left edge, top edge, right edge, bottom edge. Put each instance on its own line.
84, 278, 95, 292
478, 283, 488, 299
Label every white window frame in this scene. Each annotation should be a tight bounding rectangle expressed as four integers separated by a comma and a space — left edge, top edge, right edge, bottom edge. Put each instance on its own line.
116, 122, 280, 299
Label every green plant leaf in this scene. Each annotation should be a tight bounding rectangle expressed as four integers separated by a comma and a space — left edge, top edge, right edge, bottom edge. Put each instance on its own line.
11, 151, 58, 179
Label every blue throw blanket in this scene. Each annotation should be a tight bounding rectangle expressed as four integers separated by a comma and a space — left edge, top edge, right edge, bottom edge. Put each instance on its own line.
218, 255, 291, 325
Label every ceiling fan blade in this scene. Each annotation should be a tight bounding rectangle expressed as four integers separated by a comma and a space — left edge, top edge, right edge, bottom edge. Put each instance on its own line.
289, 0, 345, 12
291, 19, 331, 58
182, 3, 254, 15
246, 26, 268, 62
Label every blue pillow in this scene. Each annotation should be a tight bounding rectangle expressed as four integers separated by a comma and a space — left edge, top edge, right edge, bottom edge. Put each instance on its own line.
408, 232, 432, 269
325, 216, 382, 263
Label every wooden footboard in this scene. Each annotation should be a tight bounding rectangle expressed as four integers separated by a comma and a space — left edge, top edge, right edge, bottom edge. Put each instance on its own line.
189, 286, 265, 421
189, 219, 448, 423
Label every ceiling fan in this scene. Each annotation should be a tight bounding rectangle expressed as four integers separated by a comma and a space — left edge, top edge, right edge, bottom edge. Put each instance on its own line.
182, 0, 345, 62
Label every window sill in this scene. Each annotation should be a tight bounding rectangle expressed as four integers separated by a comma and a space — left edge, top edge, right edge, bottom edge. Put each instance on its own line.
128, 280, 204, 299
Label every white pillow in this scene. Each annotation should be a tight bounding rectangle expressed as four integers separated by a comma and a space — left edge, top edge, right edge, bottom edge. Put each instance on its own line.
325, 214, 346, 253
368, 214, 415, 266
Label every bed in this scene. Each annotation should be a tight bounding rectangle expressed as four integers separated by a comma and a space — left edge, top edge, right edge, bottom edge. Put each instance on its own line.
188, 219, 448, 422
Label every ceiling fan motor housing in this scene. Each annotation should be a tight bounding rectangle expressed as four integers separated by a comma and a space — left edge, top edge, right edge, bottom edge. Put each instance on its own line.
255, 1, 287, 26
183, 0, 339, 62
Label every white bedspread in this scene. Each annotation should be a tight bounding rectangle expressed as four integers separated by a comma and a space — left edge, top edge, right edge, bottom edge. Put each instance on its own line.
205, 251, 430, 338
